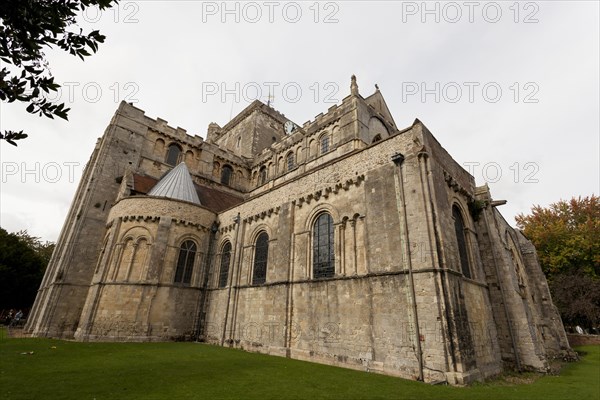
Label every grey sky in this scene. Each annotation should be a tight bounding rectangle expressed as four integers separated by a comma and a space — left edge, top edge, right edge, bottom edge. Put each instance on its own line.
1, 1, 598, 242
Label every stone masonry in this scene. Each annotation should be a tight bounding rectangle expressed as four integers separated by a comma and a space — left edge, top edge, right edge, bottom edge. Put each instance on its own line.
25, 76, 573, 384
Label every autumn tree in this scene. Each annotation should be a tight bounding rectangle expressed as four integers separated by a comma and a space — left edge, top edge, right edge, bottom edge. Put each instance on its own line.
516, 195, 600, 330
0, 0, 119, 146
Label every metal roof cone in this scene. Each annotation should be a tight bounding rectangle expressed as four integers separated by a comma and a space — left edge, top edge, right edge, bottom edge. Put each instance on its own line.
148, 162, 201, 205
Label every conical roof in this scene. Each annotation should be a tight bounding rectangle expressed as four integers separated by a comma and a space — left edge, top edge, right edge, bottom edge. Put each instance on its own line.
148, 163, 201, 205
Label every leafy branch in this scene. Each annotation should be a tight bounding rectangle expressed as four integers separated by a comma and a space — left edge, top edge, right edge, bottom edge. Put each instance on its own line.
0, 0, 119, 146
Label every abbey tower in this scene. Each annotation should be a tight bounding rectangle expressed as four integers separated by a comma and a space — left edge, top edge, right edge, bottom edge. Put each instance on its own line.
26, 76, 572, 384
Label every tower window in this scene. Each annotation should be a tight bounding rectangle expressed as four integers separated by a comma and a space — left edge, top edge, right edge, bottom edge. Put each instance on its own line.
221, 165, 233, 185
165, 144, 182, 166
286, 152, 295, 171
320, 135, 330, 154
313, 213, 335, 278
259, 166, 267, 185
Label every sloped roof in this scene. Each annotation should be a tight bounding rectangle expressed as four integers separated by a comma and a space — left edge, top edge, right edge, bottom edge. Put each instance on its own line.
364, 89, 397, 128
132, 173, 244, 213
147, 163, 201, 205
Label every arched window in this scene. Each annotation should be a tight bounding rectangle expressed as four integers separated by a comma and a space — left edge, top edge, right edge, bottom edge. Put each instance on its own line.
452, 205, 471, 279
286, 152, 295, 171
372, 134, 382, 143
218, 241, 232, 288
165, 144, 181, 166
258, 166, 267, 185
313, 213, 335, 278
174, 240, 197, 284
252, 232, 269, 285
221, 165, 233, 185
320, 135, 330, 154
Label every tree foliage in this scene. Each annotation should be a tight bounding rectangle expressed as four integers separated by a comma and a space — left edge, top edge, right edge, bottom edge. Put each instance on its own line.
516, 195, 600, 330
516, 195, 600, 278
14, 230, 56, 266
0, 228, 54, 310
550, 272, 600, 330
0, 0, 119, 146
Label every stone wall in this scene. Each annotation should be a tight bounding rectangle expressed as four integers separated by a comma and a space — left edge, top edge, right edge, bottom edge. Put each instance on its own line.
75, 196, 216, 341
26, 85, 572, 385
201, 125, 511, 383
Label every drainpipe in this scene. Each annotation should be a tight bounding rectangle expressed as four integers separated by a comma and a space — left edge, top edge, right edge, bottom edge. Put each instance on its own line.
221, 213, 241, 346
392, 153, 424, 381
195, 221, 219, 341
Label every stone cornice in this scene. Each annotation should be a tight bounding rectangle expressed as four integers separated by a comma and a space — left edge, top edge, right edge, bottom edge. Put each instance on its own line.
243, 206, 281, 224
146, 126, 203, 149
113, 215, 211, 233
443, 170, 474, 202
294, 174, 365, 208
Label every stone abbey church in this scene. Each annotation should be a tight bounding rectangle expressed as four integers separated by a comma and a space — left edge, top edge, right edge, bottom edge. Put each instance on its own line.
26, 76, 571, 384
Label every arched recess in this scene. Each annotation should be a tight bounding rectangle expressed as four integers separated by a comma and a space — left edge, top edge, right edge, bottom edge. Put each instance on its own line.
113, 226, 154, 282
452, 204, 472, 279
185, 150, 195, 168
308, 139, 317, 158
115, 238, 135, 281
95, 233, 111, 274
129, 237, 151, 281
368, 117, 389, 143
258, 166, 268, 186
295, 145, 303, 164
154, 139, 165, 157
331, 125, 340, 145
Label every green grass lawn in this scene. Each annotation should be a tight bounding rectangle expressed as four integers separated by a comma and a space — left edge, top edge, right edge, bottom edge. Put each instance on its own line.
1, 328, 598, 400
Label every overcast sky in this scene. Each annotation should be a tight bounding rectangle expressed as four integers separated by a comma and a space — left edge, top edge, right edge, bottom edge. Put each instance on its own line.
1, 0, 598, 242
